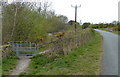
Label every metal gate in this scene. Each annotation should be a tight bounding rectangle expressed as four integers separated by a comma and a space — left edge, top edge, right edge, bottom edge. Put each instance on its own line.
8, 41, 37, 56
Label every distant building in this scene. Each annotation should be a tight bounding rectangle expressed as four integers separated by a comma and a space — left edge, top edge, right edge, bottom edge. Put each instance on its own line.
118, 1, 120, 22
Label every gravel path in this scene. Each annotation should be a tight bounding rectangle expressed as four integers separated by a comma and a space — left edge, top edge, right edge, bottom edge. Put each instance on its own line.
11, 56, 31, 75
10, 49, 49, 75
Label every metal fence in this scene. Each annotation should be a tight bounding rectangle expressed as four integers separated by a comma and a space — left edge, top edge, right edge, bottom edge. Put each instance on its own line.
8, 41, 37, 56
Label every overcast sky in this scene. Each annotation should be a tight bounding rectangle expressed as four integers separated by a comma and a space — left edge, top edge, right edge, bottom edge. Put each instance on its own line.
51, 0, 119, 24
7, 0, 120, 23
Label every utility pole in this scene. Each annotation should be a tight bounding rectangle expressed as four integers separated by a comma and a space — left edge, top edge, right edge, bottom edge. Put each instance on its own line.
71, 5, 81, 32
71, 5, 81, 47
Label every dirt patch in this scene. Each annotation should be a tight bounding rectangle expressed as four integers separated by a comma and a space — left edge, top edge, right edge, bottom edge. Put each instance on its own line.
10, 49, 49, 75
11, 56, 31, 75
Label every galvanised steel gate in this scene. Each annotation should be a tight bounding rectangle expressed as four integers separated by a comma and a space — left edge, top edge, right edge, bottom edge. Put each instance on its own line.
8, 41, 37, 56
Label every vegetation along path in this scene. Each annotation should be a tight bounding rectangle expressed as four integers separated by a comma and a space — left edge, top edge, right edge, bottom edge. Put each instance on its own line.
22, 31, 103, 75
11, 49, 48, 75
95, 29, 118, 75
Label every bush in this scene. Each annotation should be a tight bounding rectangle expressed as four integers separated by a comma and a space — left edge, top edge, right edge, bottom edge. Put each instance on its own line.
82, 23, 90, 29
112, 26, 120, 31
46, 28, 95, 57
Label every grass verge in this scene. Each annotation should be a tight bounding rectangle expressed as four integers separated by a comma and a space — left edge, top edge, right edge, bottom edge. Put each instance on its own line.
24, 31, 103, 75
99, 28, 120, 35
2, 53, 19, 75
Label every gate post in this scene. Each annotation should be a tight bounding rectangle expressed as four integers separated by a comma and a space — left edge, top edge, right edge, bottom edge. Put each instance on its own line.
16, 43, 19, 56
35, 43, 37, 52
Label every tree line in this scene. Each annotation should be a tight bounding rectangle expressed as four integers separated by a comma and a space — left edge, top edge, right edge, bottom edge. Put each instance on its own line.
2, 1, 68, 44
81, 21, 120, 31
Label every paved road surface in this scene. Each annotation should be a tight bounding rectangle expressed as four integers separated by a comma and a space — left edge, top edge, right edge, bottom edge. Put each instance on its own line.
95, 29, 119, 75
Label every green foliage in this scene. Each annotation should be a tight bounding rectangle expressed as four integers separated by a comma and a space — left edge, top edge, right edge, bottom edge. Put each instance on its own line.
82, 22, 91, 29
2, 55, 19, 75
100, 25, 120, 35
25, 31, 103, 75
112, 25, 120, 31
90, 21, 119, 29
2, 2, 68, 43
68, 20, 80, 26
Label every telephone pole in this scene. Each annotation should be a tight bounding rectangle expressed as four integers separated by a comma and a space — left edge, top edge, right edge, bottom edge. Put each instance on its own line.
71, 5, 81, 32
71, 5, 81, 46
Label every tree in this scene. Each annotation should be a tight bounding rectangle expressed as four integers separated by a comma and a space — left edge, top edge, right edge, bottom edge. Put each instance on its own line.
57, 15, 68, 23
112, 21, 118, 25
82, 22, 90, 29
68, 20, 75, 25
2, 1, 69, 43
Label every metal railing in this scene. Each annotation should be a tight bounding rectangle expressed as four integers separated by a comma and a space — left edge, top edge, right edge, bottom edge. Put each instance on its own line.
8, 41, 37, 56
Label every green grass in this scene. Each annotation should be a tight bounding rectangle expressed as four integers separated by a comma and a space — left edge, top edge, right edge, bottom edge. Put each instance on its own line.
2, 54, 19, 75
99, 28, 120, 35
24, 31, 103, 75
37, 46, 47, 52
2, 46, 47, 75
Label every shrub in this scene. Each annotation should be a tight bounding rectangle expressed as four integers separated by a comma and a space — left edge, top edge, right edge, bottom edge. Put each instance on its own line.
46, 28, 95, 57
